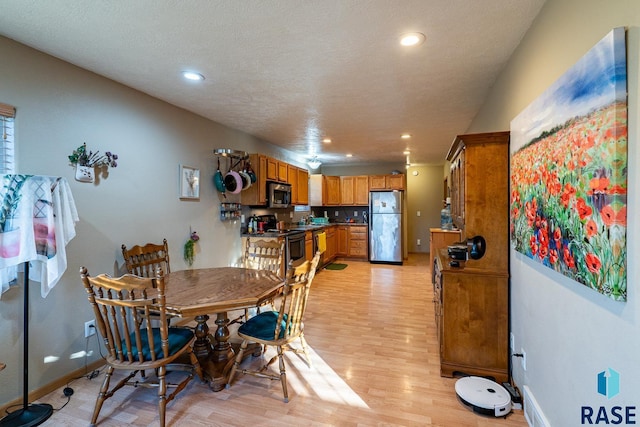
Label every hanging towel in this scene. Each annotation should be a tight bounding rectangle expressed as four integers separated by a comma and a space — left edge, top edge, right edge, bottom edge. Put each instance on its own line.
316, 231, 326, 254
0, 175, 79, 298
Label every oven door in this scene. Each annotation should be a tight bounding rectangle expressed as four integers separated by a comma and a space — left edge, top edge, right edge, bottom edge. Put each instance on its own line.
286, 232, 305, 268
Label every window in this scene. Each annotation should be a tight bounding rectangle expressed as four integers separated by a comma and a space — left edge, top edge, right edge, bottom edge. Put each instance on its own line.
0, 103, 16, 174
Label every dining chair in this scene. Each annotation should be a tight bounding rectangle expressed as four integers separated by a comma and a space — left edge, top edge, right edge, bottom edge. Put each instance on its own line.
226, 251, 321, 402
238, 238, 286, 322
122, 239, 176, 326
80, 266, 202, 427
243, 238, 285, 278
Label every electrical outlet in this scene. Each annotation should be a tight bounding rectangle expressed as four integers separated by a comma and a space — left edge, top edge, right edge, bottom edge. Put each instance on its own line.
417, 239, 421, 246
335, 211, 339, 217
354, 211, 358, 217
417, 210, 421, 217
521, 348, 527, 371
289, 211, 294, 218
85, 320, 96, 338
510, 332, 515, 351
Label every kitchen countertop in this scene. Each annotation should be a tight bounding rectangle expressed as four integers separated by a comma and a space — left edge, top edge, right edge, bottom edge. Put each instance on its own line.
242, 222, 367, 238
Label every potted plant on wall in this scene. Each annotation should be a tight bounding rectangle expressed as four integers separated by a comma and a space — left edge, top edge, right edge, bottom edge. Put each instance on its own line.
68, 143, 118, 182
0, 174, 29, 258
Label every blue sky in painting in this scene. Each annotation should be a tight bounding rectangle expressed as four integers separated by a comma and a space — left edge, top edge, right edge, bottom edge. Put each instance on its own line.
510, 27, 627, 152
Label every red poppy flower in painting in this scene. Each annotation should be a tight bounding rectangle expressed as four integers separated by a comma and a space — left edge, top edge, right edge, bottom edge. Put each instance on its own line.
601, 205, 626, 227
576, 198, 592, 220
549, 249, 559, 265
563, 247, 576, 270
585, 219, 598, 238
585, 253, 602, 274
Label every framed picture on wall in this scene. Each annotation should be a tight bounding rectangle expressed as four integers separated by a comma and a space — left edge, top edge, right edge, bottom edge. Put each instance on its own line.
179, 164, 200, 200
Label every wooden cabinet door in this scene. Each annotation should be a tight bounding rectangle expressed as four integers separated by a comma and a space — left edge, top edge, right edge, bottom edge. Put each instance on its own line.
305, 231, 313, 262
241, 154, 268, 206
297, 168, 309, 205
354, 176, 369, 205
340, 176, 354, 205
386, 174, 405, 190
288, 164, 298, 204
337, 226, 348, 256
326, 226, 336, 262
278, 161, 288, 182
266, 157, 278, 181
324, 176, 341, 205
369, 175, 386, 190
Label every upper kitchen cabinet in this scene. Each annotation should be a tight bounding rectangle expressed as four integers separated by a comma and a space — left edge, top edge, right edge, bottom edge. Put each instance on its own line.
340, 176, 369, 206
297, 168, 309, 205
288, 164, 309, 206
242, 154, 268, 206
324, 175, 341, 206
266, 157, 288, 182
242, 154, 306, 206
369, 174, 405, 191
446, 131, 509, 271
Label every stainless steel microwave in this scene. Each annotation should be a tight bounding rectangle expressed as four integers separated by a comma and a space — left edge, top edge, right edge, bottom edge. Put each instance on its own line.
267, 182, 291, 208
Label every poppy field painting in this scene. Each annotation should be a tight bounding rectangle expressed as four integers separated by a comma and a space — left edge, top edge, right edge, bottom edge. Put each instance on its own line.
510, 28, 627, 302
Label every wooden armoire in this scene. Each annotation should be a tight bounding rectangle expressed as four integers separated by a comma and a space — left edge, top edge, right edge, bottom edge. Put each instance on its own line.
433, 131, 510, 382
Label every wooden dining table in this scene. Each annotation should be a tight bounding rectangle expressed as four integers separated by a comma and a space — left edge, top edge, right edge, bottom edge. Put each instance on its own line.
162, 267, 283, 391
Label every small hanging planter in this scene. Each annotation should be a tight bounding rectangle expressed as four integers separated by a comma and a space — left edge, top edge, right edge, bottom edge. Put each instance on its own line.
184, 229, 200, 266
74, 165, 94, 183
68, 142, 118, 183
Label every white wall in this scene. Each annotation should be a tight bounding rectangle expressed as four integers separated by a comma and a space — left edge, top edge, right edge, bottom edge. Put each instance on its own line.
467, 1, 639, 425
0, 36, 300, 406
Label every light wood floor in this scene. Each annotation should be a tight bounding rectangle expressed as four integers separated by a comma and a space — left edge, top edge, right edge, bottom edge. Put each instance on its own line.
33, 254, 528, 426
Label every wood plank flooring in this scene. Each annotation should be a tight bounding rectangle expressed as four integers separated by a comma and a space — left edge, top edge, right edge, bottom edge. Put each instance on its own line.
31, 254, 528, 426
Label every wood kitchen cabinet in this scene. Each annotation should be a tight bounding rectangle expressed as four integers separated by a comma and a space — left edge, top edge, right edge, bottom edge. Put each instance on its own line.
336, 226, 348, 256
288, 164, 298, 204
340, 176, 354, 205
305, 231, 313, 262
242, 154, 268, 206
369, 174, 405, 190
432, 130, 510, 382
297, 168, 309, 205
325, 225, 336, 263
354, 176, 369, 205
347, 225, 367, 258
324, 176, 341, 206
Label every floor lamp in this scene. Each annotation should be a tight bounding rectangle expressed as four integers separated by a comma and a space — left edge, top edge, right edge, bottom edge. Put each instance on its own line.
0, 262, 53, 427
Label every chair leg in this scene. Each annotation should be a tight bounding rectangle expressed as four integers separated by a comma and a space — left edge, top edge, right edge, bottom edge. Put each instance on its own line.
90, 365, 113, 426
277, 345, 289, 403
226, 339, 248, 389
188, 347, 204, 382
298, 333, 313, 368
157, 365, 167, 427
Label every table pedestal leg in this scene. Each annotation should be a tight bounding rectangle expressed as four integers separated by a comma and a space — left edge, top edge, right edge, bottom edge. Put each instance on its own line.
191, 311, 263, 392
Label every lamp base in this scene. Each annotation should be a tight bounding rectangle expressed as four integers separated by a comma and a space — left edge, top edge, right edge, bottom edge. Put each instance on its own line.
0, 403, 53, 427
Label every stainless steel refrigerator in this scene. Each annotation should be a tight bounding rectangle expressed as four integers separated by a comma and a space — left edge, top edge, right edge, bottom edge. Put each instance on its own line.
369, 190, 403, 264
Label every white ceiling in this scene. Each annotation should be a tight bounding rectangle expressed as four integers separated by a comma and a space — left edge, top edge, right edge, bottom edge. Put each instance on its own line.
0, 0, 546, 167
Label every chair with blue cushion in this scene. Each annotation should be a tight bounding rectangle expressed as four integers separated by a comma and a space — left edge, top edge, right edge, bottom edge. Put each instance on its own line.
226, 251, 321, 402
80, 266, 202, 427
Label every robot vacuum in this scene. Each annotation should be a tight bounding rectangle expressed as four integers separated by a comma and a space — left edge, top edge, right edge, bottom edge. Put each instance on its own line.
455, 376, 512, 417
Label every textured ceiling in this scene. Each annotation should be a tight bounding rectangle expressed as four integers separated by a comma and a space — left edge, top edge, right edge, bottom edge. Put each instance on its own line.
0, 0, 546, 167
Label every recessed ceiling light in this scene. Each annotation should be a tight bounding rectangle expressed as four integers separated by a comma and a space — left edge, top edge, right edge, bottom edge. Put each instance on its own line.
346, 154, 353, 158
403, 150, 411, 155
400, 33, 425, 47
401, 133, 412, 139
182, 71, 205, 81
323, 138, 332, 143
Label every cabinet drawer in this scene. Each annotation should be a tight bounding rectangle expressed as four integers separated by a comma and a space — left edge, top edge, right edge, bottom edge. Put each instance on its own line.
349, 227, 367, 238
349, 240, 367, 249
348, 247, 367, 256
